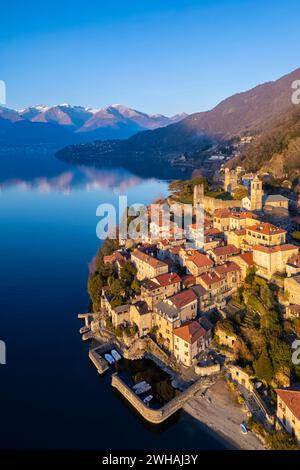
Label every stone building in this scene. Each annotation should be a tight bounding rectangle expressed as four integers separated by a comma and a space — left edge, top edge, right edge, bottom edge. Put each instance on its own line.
276, 384, 300, 446
284, 275, 300, 306
253, 244, 299, 280
131, 248, 169, 280
173, 320, 208, 367
130, 301, 152, 337
224, 168, 239, 193
140, 272, 181, 310
264, 194, 289, 210
245, 222, 286, 247
242, 175, 264, 211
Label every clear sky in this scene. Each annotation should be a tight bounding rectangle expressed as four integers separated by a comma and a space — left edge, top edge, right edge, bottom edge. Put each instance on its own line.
1, 0, 300, 115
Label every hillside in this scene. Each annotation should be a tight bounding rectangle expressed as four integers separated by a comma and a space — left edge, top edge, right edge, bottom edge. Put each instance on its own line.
57, 68, 300, 170
238, 105, 300, 181
181, 68, 300, 137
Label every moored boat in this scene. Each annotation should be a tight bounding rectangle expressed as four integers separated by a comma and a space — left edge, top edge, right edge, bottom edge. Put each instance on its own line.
104, 353, 115, 365
111, 349, 122, 361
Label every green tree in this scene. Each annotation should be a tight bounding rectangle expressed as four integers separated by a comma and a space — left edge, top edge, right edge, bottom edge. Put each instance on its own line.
254, 348, 274, 384
87, 273, 103, 312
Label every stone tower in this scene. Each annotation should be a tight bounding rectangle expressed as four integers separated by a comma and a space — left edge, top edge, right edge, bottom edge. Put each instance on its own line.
224, 168, 238, 193
192, 184, 205, 249
193, 184, 204, 212
250, 175, 263, 210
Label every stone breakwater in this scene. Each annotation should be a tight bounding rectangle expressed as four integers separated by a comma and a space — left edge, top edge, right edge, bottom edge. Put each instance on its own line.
111, 372, 213, 424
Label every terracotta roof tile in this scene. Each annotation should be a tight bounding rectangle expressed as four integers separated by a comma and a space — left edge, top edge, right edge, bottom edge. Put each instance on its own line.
212, 244, 239, 257
276, 384, 300, 421
247, 222, 286, 236
132, 249, 168, 269
174, 320, 206, 344
169, 289, 197, 308
154, 272, 181, 287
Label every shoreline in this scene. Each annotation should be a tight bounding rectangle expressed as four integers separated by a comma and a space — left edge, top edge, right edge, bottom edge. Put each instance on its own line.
183, 377, 265, 450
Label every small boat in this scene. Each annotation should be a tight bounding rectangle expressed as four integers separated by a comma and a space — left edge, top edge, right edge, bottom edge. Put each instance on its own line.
111, 349, 122, 361
135, 384, 152, 395
143, 395, 153, 405
79, 326, 90, 334
132, 381, 147, 391
104, 353, 115, 365
240, 423, 248, 435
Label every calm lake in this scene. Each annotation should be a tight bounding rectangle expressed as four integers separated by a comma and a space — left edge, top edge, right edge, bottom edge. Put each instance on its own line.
0, 154, 225, 449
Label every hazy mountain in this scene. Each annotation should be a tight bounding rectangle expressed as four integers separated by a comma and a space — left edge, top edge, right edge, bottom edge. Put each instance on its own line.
0, 103, 187, 145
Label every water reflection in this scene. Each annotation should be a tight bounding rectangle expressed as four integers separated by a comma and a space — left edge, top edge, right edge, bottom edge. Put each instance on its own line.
0, 154, 160, 193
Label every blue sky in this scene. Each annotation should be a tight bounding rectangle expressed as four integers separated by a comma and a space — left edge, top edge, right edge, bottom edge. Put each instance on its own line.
1, 0, 300, 115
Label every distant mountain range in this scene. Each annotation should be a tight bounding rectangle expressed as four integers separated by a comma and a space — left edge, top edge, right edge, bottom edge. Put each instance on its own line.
0, 103, 187, 145
57, 67, 300, 179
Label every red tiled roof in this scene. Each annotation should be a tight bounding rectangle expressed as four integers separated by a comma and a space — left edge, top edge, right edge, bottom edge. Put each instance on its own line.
276, 384, 300, 421
204, 227, 222, 236
154, 272, 181, 287
247, 222, 286, 236
288, 253, 300, 267
103, 251, 126, 266
181, 274, 196, 287
234, 229, 247, 236
198, 271, 221, 286
230, 211, 256, 220
187, 251, 214, 268
212, 244, 239, 257
239, 252, 254, 266
174, 320, 206, 344
214, 261, 241, 275
214, 208, 231, 218
214, 209, 256, 220
253, 244, 298, 254
132, 249, 168, 269
169, 289, 197, 308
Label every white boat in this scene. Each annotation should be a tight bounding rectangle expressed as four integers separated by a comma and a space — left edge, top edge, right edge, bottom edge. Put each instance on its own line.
104, 353, 115, 365
240, 423, 248, 434
143, 395, 153, 404
132, 381, 147, 391
135, 384, 152, 395
111, 349, 122, 361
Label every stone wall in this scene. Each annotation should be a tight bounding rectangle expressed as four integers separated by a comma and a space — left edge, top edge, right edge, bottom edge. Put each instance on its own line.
195, 363, 221, 376
203, 196, 242, 215
111, 372, 208, 424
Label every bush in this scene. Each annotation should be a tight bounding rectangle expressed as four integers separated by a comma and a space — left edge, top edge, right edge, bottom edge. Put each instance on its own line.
266, 430, 298, 450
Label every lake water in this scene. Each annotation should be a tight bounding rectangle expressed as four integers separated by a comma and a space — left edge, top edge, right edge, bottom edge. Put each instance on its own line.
0, 154, 225, 450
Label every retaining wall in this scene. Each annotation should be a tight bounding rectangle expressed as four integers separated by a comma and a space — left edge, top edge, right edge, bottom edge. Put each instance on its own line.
111, 372, 208, 424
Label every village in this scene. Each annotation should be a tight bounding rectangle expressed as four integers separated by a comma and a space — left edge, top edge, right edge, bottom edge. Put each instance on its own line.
81, 166, 300, 450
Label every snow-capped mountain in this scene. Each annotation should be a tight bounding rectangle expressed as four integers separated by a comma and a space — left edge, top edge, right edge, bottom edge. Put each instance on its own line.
0, 103, 187, 144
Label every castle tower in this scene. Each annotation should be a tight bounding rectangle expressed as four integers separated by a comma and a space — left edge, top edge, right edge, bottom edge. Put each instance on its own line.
224, 168, 238, 193
193, 184, 204, 211
192, 184, 205, 249
250, 175, 263, 210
